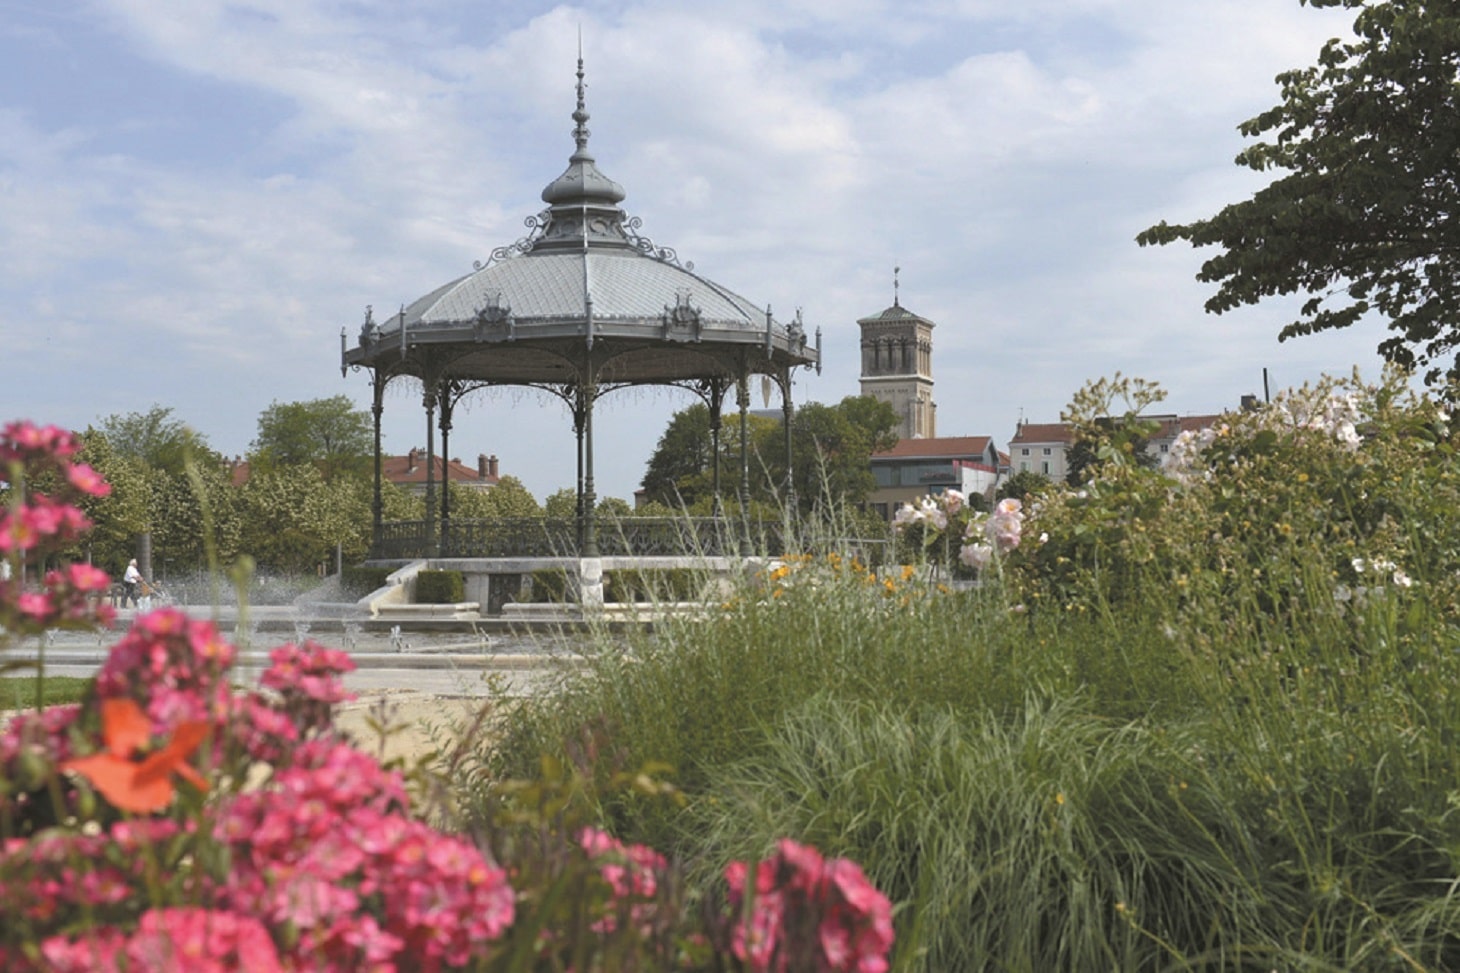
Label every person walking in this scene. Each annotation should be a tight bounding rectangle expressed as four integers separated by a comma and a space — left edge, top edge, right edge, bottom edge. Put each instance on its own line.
123, 558, 142, 608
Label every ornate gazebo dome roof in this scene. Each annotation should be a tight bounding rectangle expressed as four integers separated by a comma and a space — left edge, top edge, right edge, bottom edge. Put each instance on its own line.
344, 57, 817, 388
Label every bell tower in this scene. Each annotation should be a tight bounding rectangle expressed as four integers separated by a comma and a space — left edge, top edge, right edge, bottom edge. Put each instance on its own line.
858, 268, 936, 439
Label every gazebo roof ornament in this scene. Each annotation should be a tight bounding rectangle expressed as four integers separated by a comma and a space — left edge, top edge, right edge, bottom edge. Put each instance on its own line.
538, 54, 627, 214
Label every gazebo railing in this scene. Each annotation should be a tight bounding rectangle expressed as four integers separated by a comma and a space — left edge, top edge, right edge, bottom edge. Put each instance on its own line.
370, 517, 791, 560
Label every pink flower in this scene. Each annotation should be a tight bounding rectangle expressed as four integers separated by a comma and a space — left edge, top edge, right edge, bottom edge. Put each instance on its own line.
65, 462, 111, 497
724, 841, 895, 973
124, 907, 283, 973
38, 929, 127, 972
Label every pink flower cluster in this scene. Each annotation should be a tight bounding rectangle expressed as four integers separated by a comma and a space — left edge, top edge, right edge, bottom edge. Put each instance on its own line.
960, 497, 1023, 571
94, 609, 236, 728
1, 615, 516, 972
0, 819, 185, 944
260, 640, 358, 734
579, 826, 671, 938
0, 417, 900, 972
37, 907, 283, 973
0, 421, 114, 637
891, 489, 965, 534
723, 839, 894, 973
219, 739, 514, 970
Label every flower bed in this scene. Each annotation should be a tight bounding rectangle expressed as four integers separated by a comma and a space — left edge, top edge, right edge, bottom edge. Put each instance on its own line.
0, 420, 894, 972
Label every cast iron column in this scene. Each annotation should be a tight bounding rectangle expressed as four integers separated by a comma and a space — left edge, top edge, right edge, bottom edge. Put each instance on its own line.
781, 372, 797, 513
582, 381, 599, 558
423, 385, 438, 558
737, 372, 752, 557
438, 385, 454, 537
371, 371, 384, 549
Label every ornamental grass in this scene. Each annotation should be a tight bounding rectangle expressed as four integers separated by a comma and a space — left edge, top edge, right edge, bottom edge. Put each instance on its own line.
477, 369, 1460, 971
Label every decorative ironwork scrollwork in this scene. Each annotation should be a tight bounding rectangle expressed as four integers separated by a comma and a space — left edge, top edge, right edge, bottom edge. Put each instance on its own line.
624, 216, 689, 269
475, 209, 552, 270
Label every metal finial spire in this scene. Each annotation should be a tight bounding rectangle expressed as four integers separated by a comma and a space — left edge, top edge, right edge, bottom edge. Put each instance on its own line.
572, 33, 591, 158
893, 265, 901, 307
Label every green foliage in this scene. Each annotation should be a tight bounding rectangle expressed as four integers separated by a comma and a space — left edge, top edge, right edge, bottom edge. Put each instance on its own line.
603, 568, 704, 604
477, 476, 540, 518
250, 395, 372, 481
1060, 372, 1166, 486
153, 456, 242, 570
341, 564, 391, 597
1137, 0, 1460, 386
640, 395, 899, 513
527, 568, 571, 603
596, 495, 632, 520
73, 431, 159, 568
94, 405, 220, 476
777, 397, 899, 513
994, 468, 1049, 503
235, 464, 369, 574
467, 371, 1460, 971
639, 403, 779, 508
414, 569, 465, 604
381, 481, 424, 521
542, 488, 578, 520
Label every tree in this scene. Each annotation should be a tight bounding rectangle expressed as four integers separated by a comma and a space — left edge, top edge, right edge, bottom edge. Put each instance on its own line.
642, 395, 900, 515
74, 431, 160, 572
236, 464, 369, 574
640, 404, 778, 508
251, 395, 372, 481
543, 488, 578, 520
996, 469, 1051, 504
1137, 0, 1460, 387
778, 396, 900, 512
97, 406, 220, 476
477, 476, 541, 518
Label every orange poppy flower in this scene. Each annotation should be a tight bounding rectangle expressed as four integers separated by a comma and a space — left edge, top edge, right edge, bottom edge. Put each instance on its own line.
62, 698, 210, 813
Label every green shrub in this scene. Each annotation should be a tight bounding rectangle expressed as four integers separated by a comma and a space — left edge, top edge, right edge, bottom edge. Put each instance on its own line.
603, 568, 703, 603
527, 568, 571, 603
340, 564, 391, 598
413, 569, 464, 604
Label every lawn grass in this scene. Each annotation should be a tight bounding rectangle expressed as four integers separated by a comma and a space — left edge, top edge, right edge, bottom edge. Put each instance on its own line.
0, 675, 92, 710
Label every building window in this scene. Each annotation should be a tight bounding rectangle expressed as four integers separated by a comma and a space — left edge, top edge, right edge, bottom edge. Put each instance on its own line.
1041, 461, 1049, 475
1020, 448, 1029, 456
1020, 461, 1029, 472
1043, 447, 1051, 455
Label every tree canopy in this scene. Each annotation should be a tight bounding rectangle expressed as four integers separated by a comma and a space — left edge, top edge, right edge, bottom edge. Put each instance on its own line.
1137, 0, 1460, 386
640, 395, 900, 513
251, 395, 372, 481
95, 406, 219, 475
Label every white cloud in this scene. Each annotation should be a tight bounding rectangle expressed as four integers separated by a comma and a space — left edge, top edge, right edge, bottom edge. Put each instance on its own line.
0, 0, 1388, 501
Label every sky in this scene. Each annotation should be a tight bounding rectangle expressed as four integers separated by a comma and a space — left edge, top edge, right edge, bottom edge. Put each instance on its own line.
1, 0, 1384, 502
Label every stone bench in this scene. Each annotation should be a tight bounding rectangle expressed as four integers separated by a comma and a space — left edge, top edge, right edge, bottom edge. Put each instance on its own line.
370, 602, 481, 619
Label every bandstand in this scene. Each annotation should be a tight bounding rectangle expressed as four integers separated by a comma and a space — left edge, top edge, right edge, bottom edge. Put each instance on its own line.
340, 60, 820, 604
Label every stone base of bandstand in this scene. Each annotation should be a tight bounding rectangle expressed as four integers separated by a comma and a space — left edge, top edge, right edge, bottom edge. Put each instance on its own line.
359, 554, 755, 630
